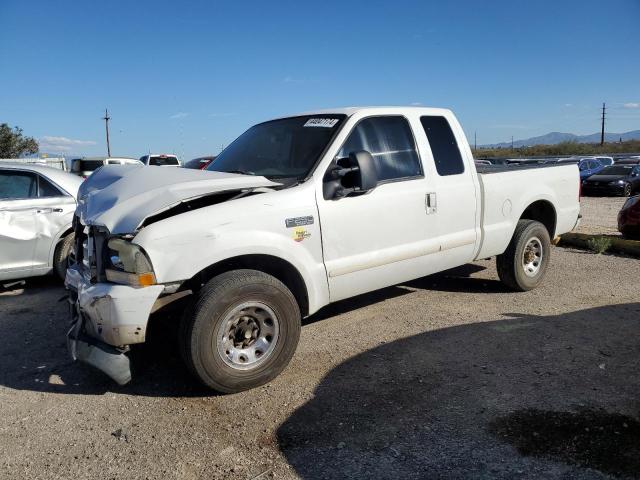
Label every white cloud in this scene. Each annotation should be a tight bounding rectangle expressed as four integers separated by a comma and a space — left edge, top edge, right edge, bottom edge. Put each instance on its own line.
170, 112, 189, 119
39, 136, 96, 152
623, 102, 640, 109
208, 112, 235, 117
564, 103, 573, 107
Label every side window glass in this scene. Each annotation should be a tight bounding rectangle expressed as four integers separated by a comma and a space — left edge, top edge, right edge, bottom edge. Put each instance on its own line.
38, 176, 64, 197
337, 116, 422, 182
0, 171, 37, 199
420, 116, 465, 176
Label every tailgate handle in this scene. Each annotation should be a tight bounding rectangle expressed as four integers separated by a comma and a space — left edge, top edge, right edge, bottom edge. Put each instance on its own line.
425, 192, 437, 214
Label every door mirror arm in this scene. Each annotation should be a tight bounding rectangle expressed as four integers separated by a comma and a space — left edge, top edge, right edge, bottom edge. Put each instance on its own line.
323, 150, 378, 200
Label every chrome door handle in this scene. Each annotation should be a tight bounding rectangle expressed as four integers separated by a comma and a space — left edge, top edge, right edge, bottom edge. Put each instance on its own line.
52, 208, 63, 212
425, 192, 437, 214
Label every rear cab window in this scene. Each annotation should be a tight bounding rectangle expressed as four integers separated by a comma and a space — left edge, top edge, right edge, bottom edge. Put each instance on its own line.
420, 116, 465, 176
149, 156, 179, 166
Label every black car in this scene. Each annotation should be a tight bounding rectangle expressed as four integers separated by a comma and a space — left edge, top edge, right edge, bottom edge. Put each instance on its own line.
581, 164, 640, 196
184, 156, 216, 170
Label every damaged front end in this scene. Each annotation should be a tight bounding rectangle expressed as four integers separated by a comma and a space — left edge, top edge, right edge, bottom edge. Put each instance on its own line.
65, 218, 163, 385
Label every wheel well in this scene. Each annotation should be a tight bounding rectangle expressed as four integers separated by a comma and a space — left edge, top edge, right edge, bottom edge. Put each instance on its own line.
520, 200, 556, 238
52, 228, 73, 261
186, 255, 309, 316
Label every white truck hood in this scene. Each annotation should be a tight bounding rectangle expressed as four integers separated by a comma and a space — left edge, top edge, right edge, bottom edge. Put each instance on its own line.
76, 165, 279, 233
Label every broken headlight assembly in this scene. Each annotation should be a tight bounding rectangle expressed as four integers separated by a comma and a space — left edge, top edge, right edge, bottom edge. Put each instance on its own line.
105, 237, 157, 287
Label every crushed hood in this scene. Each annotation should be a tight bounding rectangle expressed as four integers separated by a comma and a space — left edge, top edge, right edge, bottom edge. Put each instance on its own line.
77, 165, 279, 233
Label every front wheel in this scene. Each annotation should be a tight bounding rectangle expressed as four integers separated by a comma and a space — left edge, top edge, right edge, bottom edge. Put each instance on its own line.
496, 220, 551, 291
623, 183, 632, 197
180, 269, 301, 393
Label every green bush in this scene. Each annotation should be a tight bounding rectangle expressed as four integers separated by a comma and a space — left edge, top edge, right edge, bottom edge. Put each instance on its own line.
587, 236, 612, 254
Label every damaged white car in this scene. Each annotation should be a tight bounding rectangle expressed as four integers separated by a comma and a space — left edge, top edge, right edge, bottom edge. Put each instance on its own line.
66, 107, 581, 392
0, 163, 82, 282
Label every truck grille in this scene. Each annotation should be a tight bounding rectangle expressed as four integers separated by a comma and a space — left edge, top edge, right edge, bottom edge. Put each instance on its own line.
72, 215, 109, 283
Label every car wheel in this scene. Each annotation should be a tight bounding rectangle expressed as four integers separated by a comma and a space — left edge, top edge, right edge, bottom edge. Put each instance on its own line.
496, 220, 551, 292
180, 269, 301, 393
53, 233, 75, 280
623, 183, 632, 197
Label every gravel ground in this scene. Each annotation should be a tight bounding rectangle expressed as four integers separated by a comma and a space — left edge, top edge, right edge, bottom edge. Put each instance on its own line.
576, 196, 628, 236
1, 247, 639, 479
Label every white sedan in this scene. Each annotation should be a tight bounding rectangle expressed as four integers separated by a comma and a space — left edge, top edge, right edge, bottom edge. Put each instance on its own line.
0, 162, 82, 281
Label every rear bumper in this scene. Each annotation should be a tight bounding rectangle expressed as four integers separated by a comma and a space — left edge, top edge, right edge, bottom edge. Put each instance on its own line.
65, 264, 164, 384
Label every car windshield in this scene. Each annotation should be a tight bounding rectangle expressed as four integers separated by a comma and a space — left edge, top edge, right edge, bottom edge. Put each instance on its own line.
149, 156, 179, 166
599, 166, 633, 175
207, 115, 346, 181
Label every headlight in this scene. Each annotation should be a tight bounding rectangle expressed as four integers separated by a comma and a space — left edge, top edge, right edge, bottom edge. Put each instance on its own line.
105, 238, 156, 287
609, 180, 624, 185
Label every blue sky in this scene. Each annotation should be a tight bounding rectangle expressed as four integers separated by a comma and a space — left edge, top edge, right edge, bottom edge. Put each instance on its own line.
1, 0, 639, 158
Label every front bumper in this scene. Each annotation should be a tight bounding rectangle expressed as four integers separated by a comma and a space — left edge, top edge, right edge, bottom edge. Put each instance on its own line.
65, 264, 164, 384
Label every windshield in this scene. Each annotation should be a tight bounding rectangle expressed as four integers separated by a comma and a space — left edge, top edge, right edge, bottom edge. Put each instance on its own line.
149, 156, 179, 166
599, 166, 633, 176
207, 114, 346, 180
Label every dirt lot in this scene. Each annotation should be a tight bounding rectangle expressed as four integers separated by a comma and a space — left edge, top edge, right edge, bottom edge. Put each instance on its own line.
1, 247, 639, 479
576, 196, 628, 236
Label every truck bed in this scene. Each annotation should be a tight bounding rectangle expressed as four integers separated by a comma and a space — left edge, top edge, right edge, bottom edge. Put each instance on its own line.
475, 163, 570, 175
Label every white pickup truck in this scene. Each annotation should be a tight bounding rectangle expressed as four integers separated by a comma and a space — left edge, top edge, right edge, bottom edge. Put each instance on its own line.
66, 106, 580, 392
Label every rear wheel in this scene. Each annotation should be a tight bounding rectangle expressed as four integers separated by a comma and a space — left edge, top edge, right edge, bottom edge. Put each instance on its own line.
53, 233, 74, 280
496, 220, 551, 291
180, 269, 301, 393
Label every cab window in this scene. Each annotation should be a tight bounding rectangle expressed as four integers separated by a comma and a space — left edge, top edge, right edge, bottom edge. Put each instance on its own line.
420, 116, 465, 176
337, 116, 422, 182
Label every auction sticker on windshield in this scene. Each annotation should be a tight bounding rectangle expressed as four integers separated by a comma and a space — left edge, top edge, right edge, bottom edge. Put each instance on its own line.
304, 118, 339, 128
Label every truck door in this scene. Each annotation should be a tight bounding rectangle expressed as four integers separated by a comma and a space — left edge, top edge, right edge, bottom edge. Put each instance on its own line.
417, 115, 479, 268
316, 115, 441, 302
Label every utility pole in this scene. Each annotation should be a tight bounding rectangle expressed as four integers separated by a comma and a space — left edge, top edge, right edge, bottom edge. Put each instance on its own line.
511, 135, 514, 150
103, 109, 111, 157
600, 102, 606, 146
474, 131, 477, 152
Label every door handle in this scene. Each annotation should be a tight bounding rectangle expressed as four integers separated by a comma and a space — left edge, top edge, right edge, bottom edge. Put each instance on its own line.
36, 208, 53, 214
425, 192, 437, 214
52, 208, 64, 212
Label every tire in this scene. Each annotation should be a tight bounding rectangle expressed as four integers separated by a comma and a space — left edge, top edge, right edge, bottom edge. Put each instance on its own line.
53, 233, 74, 280
623, 183, 632, 197
180, 269, 301, 393
496, 220, 551, 292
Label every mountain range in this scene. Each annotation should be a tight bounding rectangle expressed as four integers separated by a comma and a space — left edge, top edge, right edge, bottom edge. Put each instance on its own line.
481, 130, 640, 148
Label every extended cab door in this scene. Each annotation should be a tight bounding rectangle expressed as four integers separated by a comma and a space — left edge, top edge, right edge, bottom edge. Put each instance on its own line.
416, 114, 479, 267
316, 115, 442, 302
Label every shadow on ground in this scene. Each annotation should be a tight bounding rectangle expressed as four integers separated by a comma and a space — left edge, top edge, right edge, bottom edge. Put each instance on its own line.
277, 303, 640, 479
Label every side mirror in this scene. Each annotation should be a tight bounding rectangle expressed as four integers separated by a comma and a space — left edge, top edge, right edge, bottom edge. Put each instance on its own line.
323, 150, 378, 200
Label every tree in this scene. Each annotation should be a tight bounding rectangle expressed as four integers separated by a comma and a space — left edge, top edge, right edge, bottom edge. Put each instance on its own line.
0, 123, 39, 158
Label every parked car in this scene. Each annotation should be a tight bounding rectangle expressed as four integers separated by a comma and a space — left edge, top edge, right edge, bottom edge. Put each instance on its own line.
70, 157, 143, 178
581, 164, 640, 196
139, 154, 181, 167
591, 156, 614, 166
184, 156, 217, 170
65, 106, 581, 390
618, 195, 640, 239
578, 158, 605, 179
0, 163, 82, 281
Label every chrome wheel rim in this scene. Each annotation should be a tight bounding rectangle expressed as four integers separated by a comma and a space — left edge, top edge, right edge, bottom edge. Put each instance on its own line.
217, 302, 279, 370
522, 236, 543, 277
